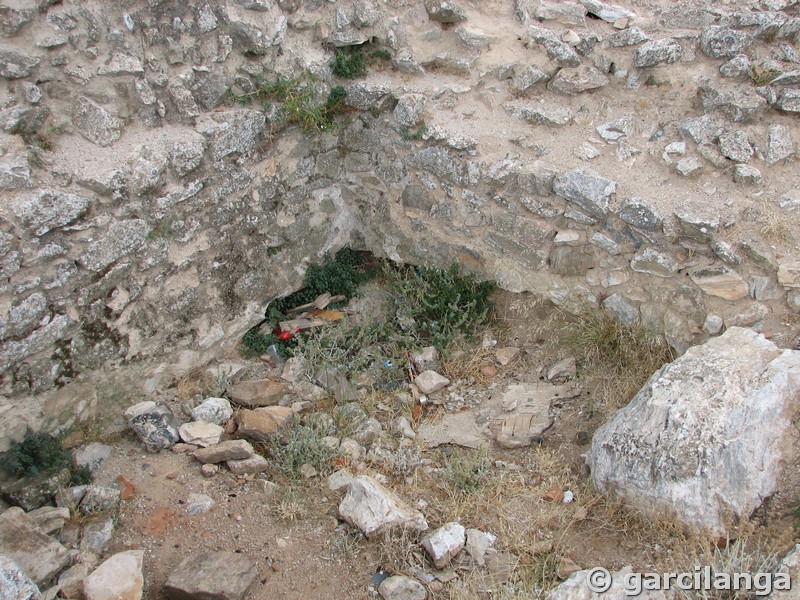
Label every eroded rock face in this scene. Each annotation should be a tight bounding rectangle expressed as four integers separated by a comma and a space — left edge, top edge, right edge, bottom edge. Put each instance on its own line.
0, 0, 799, 460
590, 327, 800, 534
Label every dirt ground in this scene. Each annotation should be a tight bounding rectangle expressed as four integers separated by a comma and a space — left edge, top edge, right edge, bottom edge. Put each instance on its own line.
77, 289, 799, 600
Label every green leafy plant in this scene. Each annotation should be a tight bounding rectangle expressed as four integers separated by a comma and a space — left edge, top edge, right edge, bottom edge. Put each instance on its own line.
330, 46, 392, 79
272, 247, 373, 314
750, 64, 781, 86
387, 262, 497, 349
436, 447, 491, 496
6, 431, 72, 477
331, 48, 367, 79
5, 430, 94, 485
401, 123, 428, 141
241, 248, 374, 358
232, 72, 349, 133
147, 214, 179, 240
260, 416, 337, 479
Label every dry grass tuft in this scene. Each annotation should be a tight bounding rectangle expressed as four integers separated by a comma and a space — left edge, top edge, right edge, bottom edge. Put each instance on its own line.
759, 212, 792, 243
441, 341, 499, 385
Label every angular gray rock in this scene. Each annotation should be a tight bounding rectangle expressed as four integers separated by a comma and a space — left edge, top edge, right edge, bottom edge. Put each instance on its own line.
607, 27, 648, 47
719, 54, 750, 78
414, 370, 450, 394
543, 39, 580, 66
733, 164, 761, 185
506, 101, 574, 126
422, 522, 465, 569
424, 0, 466, 23
630, 248, 679, 278
618, 198, 662, 231
195, 110, 266, 161
338, 476, 428, 538
163, 551, 258, 600
0, 553, 41, 600
379, 575, 427, 600
394, 94, 426, 127
190, 397, 233, 425
10, 190, 90, 237
633, 38, 683, 67
80, 516, 115, 554
0, 151, 31, 190
79, 484, 121, 514
78, 219, 149, 272
553, 168, 616, 217
83, 550, 144, 600
602, 293, 638, 325
699, 85, 766, 122
97, 52, 144, 75
590, 327, 800, 534
123, 401, 181, 453
73, 443, 113, 472
170, 139, 206, 176
579, 0, 635, 23
1, 469, 71, 512
511, 65, 547, 94
699, 26, 752, 59
678, 114, 720, 145
0, 513, 70, 587
0, 293, 48, 341
717, 130, 752, 163
766, 124, 794, 166
72, 97, 123, 147
0, 51, 39, 79
548, 66, 608, 94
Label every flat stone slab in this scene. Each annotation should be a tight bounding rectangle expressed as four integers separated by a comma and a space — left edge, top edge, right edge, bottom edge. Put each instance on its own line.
488, 382, 578, 449
178, 421, 224, 447
163, 551, 258, 600
0, 512, 70, 586
194, 440, 254, 464
418, 412, 483, 449
227, 379, 288, 408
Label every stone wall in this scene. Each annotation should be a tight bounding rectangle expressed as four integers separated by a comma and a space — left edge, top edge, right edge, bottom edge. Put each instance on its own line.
0, 0, 798, 449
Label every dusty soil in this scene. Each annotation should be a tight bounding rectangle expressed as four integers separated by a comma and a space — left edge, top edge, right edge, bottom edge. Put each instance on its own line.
76, 289, 798, 600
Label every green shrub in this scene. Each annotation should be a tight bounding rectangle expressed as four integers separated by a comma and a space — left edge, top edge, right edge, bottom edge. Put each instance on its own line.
241, 248, 374, 358
388, 262, 497, 349
5, 430, 94, 485
272, 247, 373, 315
401, 123, 428, 141
261, 416, 337, 479
436, 447, 491, 496
232, 72, 348, 133
331, 48, 367, 79
6, 431, 72, 477
330, 47, 392, 79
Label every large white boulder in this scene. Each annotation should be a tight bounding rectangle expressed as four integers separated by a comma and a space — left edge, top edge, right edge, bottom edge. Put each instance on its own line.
590, 327, 800, 534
